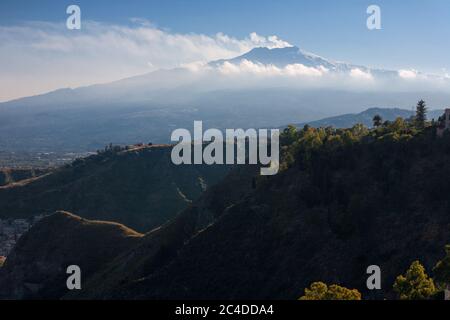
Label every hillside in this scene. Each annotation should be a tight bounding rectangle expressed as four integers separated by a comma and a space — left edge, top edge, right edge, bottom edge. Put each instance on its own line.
0, 144, 231, 232
296, 107, 444, 129
0, 168, 51, 186
106, 124, 450, 300
2, 122, 450, 300
0, 211, 142, 299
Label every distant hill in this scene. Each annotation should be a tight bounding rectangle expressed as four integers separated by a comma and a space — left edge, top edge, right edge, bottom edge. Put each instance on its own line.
295, 107, 444, 129
0, 145, 231, 232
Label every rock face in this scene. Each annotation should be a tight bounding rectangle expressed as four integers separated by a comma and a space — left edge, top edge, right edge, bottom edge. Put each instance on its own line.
0, 211, 142, 299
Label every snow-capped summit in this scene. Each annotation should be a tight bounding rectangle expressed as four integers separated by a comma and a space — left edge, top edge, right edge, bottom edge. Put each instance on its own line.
212, 46, 334, 69
211, 46, 397, 77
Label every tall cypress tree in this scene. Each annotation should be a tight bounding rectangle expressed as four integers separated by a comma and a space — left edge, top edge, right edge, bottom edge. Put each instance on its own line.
415, 99, 427, 129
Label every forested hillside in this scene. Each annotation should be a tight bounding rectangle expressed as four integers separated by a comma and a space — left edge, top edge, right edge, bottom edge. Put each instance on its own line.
2, 110, 450, 300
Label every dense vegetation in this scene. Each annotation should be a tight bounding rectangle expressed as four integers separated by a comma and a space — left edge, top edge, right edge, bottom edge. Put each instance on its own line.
1, 101, 450, 300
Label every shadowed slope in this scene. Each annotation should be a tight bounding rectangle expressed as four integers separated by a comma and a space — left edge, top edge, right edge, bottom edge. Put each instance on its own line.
0, 145, 231, 232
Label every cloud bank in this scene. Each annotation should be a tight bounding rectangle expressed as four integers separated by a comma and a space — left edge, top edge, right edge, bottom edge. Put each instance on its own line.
0, 20, 291, 102
1, 19, 449, 102
217, 60, 328, 77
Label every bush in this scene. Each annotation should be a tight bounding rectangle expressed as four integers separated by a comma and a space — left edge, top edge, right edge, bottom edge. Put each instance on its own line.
299, 282, 361, 300
393, 261, 436, 300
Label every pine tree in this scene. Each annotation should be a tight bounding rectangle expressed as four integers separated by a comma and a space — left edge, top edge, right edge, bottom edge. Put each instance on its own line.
373, 114, 383, 127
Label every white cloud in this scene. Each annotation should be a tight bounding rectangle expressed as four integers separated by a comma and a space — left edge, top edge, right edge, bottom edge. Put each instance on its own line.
350, 68, 373, 80
217, 60, 327, 77
398, 69, 418, 79
284, 64, 328, 77
0, 20, 291, 102
248, 32, 292, 49
218, 60, 280, 76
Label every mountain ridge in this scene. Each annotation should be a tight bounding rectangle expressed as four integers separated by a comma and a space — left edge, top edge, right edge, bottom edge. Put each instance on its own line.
0, 144, 232, 232
296, 107, 445, 129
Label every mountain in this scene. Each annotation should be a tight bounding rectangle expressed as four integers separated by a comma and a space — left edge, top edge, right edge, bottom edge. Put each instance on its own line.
2, 125, 450, 299
0, 144, 231, 232
296, 107, 445, 129
1, 46, 450, 153
212, 46, 338, 68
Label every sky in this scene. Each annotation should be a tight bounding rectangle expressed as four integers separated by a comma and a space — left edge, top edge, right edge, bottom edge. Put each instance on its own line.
1, 0, 449, 102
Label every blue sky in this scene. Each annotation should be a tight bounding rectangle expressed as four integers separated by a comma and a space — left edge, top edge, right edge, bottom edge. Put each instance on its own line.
1, 0, 449, 72
0, 0, 449, 101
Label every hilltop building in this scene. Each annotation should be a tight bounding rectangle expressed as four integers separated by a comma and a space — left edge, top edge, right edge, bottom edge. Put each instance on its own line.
437, 109, 450, 137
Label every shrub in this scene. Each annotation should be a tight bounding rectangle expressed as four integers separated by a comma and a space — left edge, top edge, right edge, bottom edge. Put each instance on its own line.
393, 261, 436, 300
299, 282, 361, 300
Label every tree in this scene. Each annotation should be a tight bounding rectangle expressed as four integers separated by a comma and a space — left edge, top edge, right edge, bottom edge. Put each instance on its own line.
393, 260, 436, 300
415, 100, 427, 129
433, 245, 450, 292
373, 114, 383, 127
299, 282, 362, 300
351, 123, 369, 137
390, 117, 406, 133
281, 125, 299, 146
